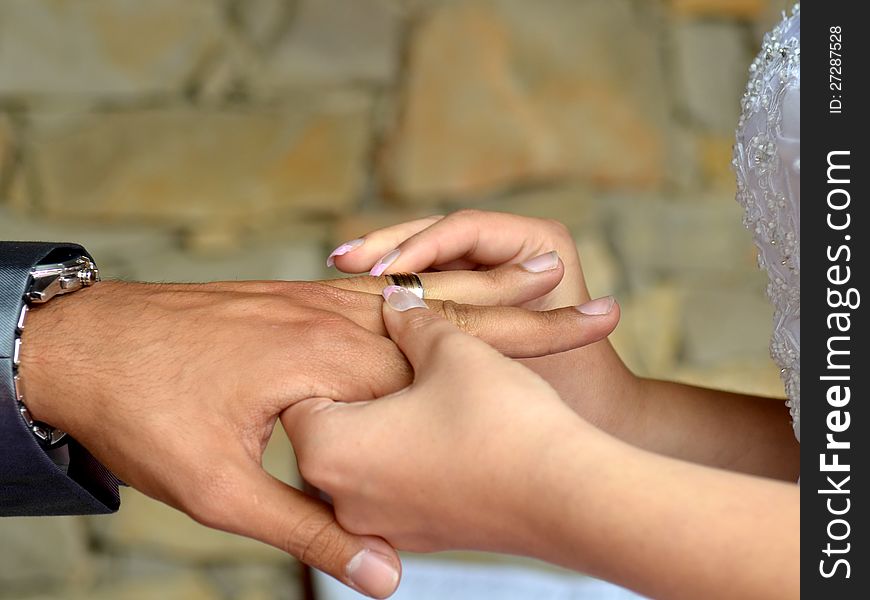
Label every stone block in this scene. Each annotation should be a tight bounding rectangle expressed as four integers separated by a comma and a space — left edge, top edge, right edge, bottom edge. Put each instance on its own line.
330, 209, 438, 251
670, 20, 750, 133
232, 0, 294, 50
256, 0, 400, 88
379, 0, 667, 202
25, 97, 371, 226
90, 430, 298, 563
21, 574, 221, 600
663, 125, 703, 193
0, 0, 224, 99
0, 516, 93, 592
669, 0, 767, 20
191, 33, 264, 106
617, 283, 683, 378
86, 575, 220, 600
0, 207, 178, 280
673, 359, 785, 398
130, 233, 326, 284
207, 563, 303, 600
94, 491, 286, 565
0, 113, 12, 173
681, 285, 773, 367
699, 133, 739, 191
0, 115, 16, 203
575, 234, 621, 301
472, 186, 603, 234
609, 194, 762, 283
2, 168, 30, 212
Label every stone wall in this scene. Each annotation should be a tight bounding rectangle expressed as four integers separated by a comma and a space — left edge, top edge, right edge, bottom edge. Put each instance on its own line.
1, 1, 792, 598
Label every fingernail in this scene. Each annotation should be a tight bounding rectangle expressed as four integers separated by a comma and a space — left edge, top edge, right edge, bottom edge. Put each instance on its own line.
576, 296, 615, 315
346, 549, 400, 599
327, 238, 365, 267
383, 285, 427, 311
520, 251, 559, 273
370, 249, 401, 277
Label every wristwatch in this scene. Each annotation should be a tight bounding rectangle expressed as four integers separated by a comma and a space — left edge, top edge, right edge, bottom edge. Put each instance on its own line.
13, 255, 101, 449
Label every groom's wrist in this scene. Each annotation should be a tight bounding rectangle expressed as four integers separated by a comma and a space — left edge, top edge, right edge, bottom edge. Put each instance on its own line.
17, 281, 119, 434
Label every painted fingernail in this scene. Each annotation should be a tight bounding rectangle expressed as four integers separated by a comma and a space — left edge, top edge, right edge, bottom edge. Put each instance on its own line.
370, 249, 401, 277
347, 549, 400, 599
520, 251, 559, 273
326, 238, 365, 267
576, 296, 615, 315
383, 285, 427, 311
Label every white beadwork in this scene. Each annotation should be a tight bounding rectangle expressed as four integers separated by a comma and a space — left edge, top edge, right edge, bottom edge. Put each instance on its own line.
733, 5, 801, 441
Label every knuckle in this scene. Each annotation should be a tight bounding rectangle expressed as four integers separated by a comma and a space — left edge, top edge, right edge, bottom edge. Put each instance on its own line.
296, 314, 353, 350
183, 465, 242, 529
436, 300, 476, 334
291, 510, 348, 568
538, 310, 567, 351
539, 307, 562, 331
480, 267, 503, 293
219, 295, 293, 322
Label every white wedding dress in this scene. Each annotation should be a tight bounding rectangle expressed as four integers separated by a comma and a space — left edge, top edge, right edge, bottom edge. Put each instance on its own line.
733, 4, 801, 443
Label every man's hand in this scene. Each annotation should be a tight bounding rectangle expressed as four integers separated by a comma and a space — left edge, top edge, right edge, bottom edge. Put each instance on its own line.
17, 277, 618, 598
281, 286, 610, 555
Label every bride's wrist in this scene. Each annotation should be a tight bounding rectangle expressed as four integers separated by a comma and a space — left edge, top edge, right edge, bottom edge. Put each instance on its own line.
577, 354, 646, 444
506, 421, 634, 563
606, 371, 650, 444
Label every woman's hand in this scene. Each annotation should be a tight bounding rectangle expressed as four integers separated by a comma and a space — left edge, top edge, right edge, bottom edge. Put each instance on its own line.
324, 212, 800, 481
283, 289, 799, 600
326, 210, 589, 310
326, 209, 643, 440
282, 286, 601, 554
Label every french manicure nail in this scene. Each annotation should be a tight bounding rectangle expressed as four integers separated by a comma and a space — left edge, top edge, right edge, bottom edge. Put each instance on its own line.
520, 251, 559, 273
326, 238, 365, 267
576, 296, 615, 315
370, 249, 401, 277
346, 549, 400, 599
383, 285, 427, 311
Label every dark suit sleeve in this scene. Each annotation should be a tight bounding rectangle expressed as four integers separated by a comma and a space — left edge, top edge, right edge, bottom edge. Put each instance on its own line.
1, 241, 120, 516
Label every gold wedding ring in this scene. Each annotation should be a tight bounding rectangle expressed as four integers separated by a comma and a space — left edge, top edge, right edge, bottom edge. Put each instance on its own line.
385, 272, 425, 299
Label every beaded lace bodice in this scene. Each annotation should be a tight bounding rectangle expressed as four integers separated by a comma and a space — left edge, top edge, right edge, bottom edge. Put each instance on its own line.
733, 5, 801, 441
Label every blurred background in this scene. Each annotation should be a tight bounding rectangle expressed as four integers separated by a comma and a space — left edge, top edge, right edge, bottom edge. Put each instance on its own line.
1, 0, 793, 598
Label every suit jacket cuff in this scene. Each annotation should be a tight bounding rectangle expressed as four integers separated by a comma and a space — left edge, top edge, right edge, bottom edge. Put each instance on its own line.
1, 241, 120, 516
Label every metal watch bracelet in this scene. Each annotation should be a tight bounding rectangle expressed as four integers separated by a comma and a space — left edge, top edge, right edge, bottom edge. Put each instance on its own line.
13, 256, 100, 450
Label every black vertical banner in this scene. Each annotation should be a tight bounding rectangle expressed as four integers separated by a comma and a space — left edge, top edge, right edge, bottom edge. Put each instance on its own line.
803, 1, 868, 597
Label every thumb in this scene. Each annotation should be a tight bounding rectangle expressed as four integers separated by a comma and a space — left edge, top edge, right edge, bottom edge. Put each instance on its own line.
381, 286, 491, 374
219, 462, 401, 598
